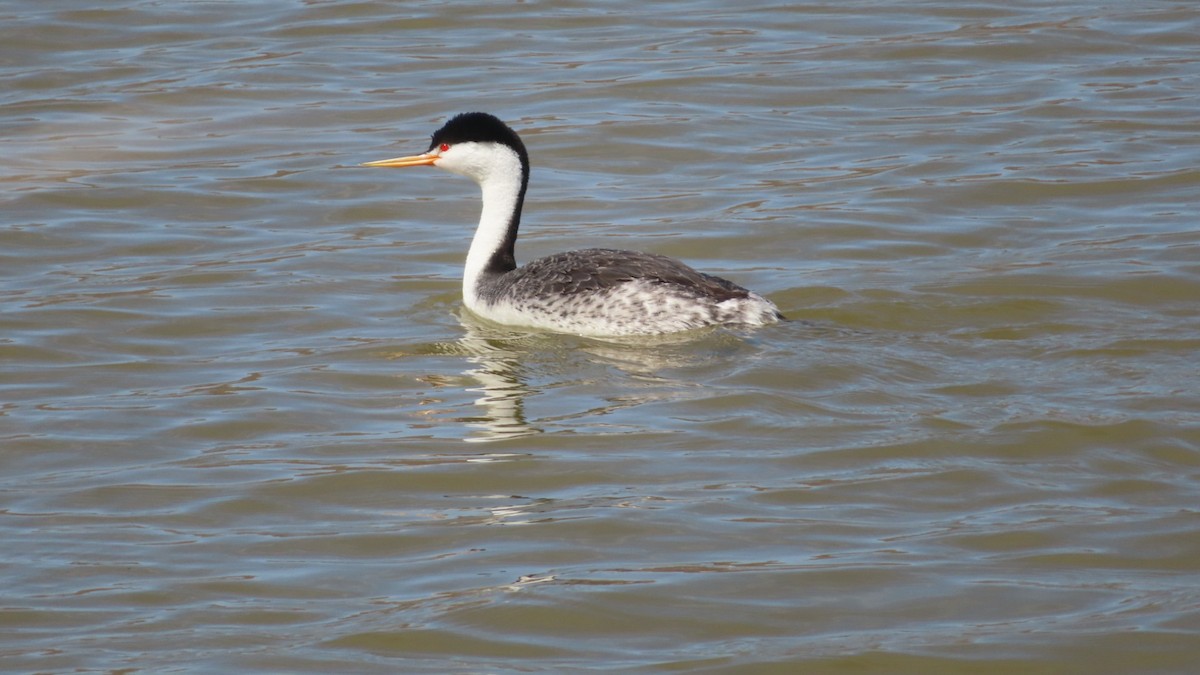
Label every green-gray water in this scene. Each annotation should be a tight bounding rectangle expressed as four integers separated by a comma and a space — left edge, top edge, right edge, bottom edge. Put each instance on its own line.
3, 1, 1198, 672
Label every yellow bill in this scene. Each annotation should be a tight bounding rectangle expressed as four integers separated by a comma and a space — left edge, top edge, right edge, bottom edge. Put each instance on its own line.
361, 153, 439, 168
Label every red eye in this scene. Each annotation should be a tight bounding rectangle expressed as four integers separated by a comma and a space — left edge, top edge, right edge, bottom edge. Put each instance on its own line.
439, 143, 450, 153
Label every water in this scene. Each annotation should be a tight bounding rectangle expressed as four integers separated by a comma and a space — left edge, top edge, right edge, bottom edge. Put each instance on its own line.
3, 1, 1199, 672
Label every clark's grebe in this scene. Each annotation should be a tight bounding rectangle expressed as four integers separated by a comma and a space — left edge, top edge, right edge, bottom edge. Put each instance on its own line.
363, 112, 783, 336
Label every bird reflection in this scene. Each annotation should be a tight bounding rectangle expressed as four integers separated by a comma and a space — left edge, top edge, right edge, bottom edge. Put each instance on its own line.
452, 316, 544, 443
441, 310, 754, 442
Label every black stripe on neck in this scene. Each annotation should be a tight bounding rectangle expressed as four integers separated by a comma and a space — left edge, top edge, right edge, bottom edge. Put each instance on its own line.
482, 163, 527, 276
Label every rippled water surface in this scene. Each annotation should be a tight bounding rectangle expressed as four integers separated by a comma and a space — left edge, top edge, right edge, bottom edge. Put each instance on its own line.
3, 1, 1199, 672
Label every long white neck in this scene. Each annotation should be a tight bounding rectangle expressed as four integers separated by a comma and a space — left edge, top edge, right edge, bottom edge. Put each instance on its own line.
450, 145, 526, 310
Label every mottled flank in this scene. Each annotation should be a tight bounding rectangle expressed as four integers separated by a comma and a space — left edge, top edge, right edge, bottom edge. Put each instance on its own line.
474, 248, 783, 336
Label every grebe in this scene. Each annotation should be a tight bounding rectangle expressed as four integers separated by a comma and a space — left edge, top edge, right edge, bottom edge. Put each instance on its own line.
363, 112, 783, 336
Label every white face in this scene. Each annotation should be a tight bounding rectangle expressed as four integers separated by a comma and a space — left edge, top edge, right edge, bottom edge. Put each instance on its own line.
432, 141, 523, 186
